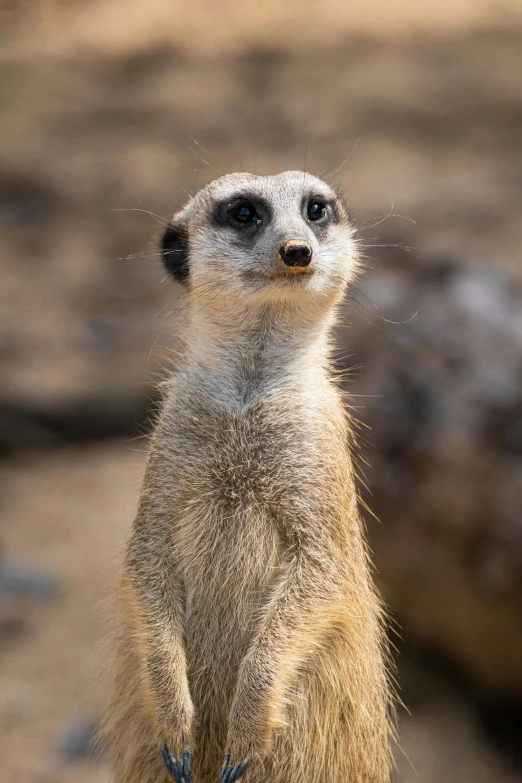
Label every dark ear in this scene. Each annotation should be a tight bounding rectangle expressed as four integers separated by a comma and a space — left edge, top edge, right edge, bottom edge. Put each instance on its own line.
160, 219, 190, 283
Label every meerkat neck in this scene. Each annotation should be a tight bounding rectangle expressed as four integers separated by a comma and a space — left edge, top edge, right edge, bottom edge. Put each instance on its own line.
184, 302, 335, 409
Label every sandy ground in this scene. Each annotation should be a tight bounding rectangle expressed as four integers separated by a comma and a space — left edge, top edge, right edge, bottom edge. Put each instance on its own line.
0, 442, 521, 783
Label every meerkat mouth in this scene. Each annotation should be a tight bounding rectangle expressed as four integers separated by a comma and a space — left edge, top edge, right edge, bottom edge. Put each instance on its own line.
277, 273, 313, 281
241, 267, 315, 288
269, 268, 315, 282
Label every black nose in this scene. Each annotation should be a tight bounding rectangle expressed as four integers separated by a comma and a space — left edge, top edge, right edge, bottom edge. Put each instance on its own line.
279, 240, 313, 267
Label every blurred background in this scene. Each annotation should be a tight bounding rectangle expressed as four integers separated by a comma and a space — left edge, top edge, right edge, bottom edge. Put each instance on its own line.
1, 1, 522, 781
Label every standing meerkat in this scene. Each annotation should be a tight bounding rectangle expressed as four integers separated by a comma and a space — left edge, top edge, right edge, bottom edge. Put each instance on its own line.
103, 171, 393, 783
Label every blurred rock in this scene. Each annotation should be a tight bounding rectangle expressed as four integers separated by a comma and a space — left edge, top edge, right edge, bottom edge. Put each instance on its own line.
55, 717, 99, 761
0, 605, 28, 644
345, 250, 522, 696
0, 562, 60, 600
0, 393, 156, 452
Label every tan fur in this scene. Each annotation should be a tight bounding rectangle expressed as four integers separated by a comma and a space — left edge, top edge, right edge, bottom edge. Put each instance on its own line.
102, 171, 393, 782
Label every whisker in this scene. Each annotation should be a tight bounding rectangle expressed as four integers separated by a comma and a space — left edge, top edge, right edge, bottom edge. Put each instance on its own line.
110, 207, 167, 226
303, 129, 313, 183
320, 137, 361, 181
188, 144, 223, 176
232, 143, 244, 172
190, 137, 211, 156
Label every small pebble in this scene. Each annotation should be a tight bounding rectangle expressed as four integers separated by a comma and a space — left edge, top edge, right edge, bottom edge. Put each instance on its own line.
0, 563, 60, 600
55, 716, 99, 761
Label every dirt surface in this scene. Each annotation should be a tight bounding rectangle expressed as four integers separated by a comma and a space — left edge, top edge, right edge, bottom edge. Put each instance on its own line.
1, 443, 521, 783
0, 443, 138, 783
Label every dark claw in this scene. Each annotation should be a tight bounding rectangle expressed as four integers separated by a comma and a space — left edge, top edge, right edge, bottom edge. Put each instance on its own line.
183, 749, 191, 780
162, 743, 192, 783
220, 751, 231, 782
162, 745, 174, 776
219, 751, 251, 783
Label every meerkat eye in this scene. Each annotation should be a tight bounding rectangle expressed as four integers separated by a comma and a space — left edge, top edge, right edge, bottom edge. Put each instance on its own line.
232, 200, 259, 225
307, 201, 327, 222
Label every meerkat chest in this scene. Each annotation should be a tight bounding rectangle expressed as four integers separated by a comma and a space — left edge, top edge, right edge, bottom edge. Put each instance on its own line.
165, 406, 288, 568
161, 397, 335, 591
167, 396, 332, 515
158, 395, 348, 665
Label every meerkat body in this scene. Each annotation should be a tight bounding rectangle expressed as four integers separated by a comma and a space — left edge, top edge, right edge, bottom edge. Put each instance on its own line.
104, 172, 392, 783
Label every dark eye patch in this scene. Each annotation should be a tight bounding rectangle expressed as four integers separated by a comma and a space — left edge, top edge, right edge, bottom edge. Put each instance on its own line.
213, 193, 272, 232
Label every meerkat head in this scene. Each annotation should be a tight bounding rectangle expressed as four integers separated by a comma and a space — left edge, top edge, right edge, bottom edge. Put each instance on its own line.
161, 171, 358, 316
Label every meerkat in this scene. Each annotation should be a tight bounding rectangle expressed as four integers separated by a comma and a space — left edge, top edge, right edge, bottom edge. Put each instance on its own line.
103, 171, 393, 783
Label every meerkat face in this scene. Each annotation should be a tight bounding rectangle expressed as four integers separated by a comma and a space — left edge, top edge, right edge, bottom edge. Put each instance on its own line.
161, 171, 358, 312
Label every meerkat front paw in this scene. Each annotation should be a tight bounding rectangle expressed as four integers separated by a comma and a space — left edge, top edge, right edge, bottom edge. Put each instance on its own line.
219, 750, 251, 783
162, 744, 192, 783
